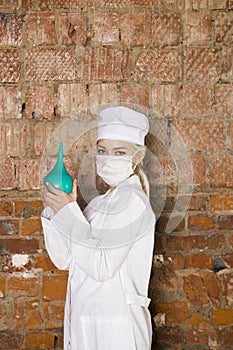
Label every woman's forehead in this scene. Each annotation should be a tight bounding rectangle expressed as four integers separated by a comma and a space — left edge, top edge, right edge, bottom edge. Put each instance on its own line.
97, 139, 133, 149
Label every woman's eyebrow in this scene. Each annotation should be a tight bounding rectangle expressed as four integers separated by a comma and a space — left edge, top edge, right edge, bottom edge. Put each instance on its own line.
112, 147, 128, 150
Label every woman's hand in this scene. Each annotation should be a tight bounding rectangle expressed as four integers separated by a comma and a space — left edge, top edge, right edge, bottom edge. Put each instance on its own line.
41, 179, 78, 214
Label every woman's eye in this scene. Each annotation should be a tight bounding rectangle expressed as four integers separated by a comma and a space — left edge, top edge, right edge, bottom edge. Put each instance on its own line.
115, 151, 126, 156
97, 149, 105, 154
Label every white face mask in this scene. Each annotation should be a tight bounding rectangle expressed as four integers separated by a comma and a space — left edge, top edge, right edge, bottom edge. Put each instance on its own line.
95, 154, 136, 187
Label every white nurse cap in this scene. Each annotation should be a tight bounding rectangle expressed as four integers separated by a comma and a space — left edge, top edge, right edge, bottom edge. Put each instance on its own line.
97, 106, 149, 146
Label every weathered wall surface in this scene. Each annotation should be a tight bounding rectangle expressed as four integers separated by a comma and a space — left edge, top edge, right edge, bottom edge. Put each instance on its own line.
0, 0, 232, 349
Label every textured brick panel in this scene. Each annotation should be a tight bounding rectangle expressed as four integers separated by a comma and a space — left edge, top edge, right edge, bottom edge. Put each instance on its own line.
99, 0, 154, 8
34, 122, 54, 155
25, 48, 76, 81
57, 83, 87, 117
0, 86, 21, 119
58, 12, 87, 45
221, 47, 233, 81
77, 47, 132, 82
1, 239, 39, 255
151, 84, 181, 117
38, 0, 95, 8
210, 194, 233, 211
191, 154, 207, 185
152, 13, 180, 47
0, 334, 22, 349
121, 13, 150, 46
25, 332, 55, 349
91, 13, 119, 44
215, 12, 233, 46
173, 119, 225, 152
185, 0, 226, 10
183, 49, 220, 83
181, 83, 212, 116
88, 83, 117, 107
119, 83, 149, 107
25, 11, 56, 45
43, 275, 68, 301
0, 122, 29, 156
210, 154, 233, 187
0, 158, 15, 189
0, 50, 20, 82
25, 85, 54, 120
0, 14, 23, 46
230, 0, 233, 9
215, 84, 233, 116
156, 302, 188, 324
134, 49, 179, 83
183, 12, 211, 46
18, 159, 41, 190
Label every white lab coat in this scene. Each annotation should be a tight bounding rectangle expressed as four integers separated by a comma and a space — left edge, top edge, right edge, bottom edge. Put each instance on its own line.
41, 174, 155, 350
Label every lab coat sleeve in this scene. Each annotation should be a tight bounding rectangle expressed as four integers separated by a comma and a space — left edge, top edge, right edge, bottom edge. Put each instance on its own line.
41, 207, 71, 270
48, 200, 155, 281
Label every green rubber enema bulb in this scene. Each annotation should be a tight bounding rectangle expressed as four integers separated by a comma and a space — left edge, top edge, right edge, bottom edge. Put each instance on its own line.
44, 143, 73, 194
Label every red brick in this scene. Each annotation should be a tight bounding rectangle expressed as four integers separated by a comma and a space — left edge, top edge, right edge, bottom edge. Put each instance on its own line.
158, 0, 183, 10
215, 12, 233, 46
183, 12, 211, 46
201, 271, 221, 307
0, 219, 19, 235
173, 119, 225, 152
0, 122, 30, 157
217, 328, 233, 346
0, 201, 12, 216
25, 331, 55, 349
0, 333, 22, 349
25, 310, 44, 329
77, 47, 132, 82
210, 154, 233, 187
151, 268, 184, 302
43, 275, 68, 301
88, 83, 118, 107
186, 254, 212, 269
209, 0, 227, 8
15, 200, 43, 218
38, 0, 94, 8
191, 154, 207, 186
156, 302, 188, 325
34, 122, 54, 156
25, 11, 56, 45
163, 254, 185, 269
0, 158, 16, 189
14, 296, 25, 328
44, 303, 64, 328
212, 309, 233, 325
185, 0, 226, 10
58, 12, 87, 45
152, 13, 180, 47
0, 49, 20, 82
119, 83, 149, 108
155, 326, 183, 344
0, 238, 39, 254
151, 84, 181, 118
183, 49, 220, 83
166, 234, 226, 251
0, 14, 23, 46
221, 47, 233, 81
183, 274, 208, 307
222, 274, 233, 307
18, 158, 41, 190
0, 276, 6, 299
188, 214, 217, 231
25, 48, 76, 81
134, 49, 179, 83
22, 218, 42, 236
156, 214, 185, 233
57, 83, 87, 117
8, 277, 39, 297
25, 85, 54, 120
215, 84, 233, 116
218, 215, 233, 230
34, 256, 57, 271
187, 328, 215, 345
121, 13, 150, 46
181, 83, 212, 117
0, 86, 22, 119
210, 194, 233, 211
189, 195, 208, 211
91, 13, 119, 45
189, 314, 210, 329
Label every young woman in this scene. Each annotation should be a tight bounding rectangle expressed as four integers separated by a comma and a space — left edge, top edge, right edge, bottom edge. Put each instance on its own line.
41, 106, 156, 350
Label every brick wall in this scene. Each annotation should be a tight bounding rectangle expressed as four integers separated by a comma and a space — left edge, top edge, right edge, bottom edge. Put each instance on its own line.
0, 0, 232, 349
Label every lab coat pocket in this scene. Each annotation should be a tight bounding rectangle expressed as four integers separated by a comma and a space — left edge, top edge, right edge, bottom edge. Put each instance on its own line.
81, 316, 135, 350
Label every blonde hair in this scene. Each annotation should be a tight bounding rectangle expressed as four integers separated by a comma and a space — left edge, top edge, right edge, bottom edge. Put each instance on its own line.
131, 144, 150, 197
